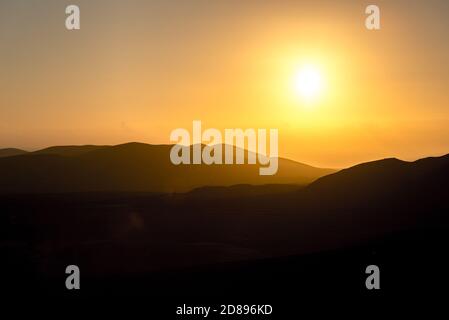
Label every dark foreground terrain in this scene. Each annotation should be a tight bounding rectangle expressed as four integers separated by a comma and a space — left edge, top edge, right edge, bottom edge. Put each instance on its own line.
1, 154, 449, 305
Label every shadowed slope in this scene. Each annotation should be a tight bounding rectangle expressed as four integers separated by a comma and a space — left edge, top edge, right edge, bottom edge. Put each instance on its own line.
0, 142, 334, 193
0, 148, 28, 158
32, 145, 108, 156
307, 154, 449, 199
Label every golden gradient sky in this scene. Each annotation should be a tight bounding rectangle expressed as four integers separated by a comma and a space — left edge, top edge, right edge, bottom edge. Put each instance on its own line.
1, 0, 449, 167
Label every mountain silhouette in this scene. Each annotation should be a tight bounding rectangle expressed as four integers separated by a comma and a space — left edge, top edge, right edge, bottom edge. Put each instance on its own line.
32, 145, 108, 156
0, 142, 334, 193
1, 151, 448, 295
305, 154, 449, 206
0, 148, 28, 158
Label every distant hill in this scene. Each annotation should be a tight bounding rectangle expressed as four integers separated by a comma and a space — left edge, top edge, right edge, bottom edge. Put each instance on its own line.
306, 154, 449, 200
32, 145, 108, 157
0, 142, 335, 193
0, 148, 28, 158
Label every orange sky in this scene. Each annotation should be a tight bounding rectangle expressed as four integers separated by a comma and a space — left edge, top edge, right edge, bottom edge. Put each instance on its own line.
1, 0, 449, 167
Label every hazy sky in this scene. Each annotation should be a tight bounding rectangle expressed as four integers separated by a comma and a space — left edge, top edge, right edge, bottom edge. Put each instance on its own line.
1, 0, 449, 167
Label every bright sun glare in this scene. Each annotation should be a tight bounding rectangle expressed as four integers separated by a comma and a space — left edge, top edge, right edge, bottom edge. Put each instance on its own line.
294, 65, 323, 102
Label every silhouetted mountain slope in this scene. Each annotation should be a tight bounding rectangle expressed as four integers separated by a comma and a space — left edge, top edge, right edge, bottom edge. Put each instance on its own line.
0, 148, 28, 158
306, 154, 449, 202
32, 145, 108, 156
288, 154, 449, 248
1, 153, 448, 296
0, 142, 334, 193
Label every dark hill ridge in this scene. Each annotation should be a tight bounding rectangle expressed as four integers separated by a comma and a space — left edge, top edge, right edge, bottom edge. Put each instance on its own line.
0, 148, 28, 158
32, 145, 108, 156
294, 153, 449, 244
306, 154, 449, 197
0, 142, 335, 193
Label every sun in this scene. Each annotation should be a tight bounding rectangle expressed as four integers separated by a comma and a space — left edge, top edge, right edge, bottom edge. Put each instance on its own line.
293, 65, 324, 101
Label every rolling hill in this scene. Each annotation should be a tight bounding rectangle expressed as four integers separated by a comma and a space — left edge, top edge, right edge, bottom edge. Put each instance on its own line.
305, 154, 449, 207
0, 148, 28, 158
0, 142, 335, 193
